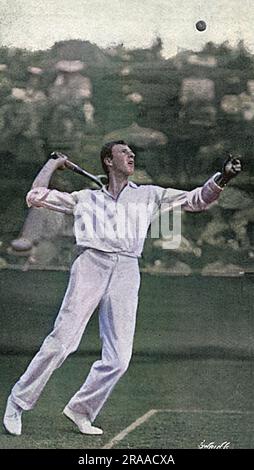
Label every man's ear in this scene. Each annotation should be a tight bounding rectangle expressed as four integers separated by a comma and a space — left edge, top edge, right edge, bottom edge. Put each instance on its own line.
105, 156, 113, 169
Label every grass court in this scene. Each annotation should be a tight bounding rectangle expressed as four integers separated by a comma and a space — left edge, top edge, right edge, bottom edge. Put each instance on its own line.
0, 270, 253, 449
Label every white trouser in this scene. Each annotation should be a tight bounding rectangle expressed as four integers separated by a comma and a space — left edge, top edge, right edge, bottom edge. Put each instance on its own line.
11, 249, 140, 422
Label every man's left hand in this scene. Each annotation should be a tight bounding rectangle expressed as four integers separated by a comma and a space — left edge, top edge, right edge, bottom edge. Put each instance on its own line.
222, 153, 242, 180
215, 154, 242, 187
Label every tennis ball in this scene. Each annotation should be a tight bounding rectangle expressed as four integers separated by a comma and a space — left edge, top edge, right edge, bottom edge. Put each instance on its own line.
196, 20, 206, 32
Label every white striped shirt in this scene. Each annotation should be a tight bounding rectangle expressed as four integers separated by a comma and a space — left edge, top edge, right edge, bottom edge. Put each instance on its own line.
26, 174, 223, 257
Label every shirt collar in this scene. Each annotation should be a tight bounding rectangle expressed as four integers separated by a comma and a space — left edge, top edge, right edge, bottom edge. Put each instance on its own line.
101, 180, 138, 195
128, 181, 138, 188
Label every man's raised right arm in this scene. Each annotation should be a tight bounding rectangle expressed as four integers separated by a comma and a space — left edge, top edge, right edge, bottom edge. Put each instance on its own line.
31, 156, 67, 189
26, 156, 78, 214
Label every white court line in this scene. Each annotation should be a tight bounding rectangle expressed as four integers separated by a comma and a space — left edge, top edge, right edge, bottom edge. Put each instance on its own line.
102, 409, 158, 449
160, 408, 254, 415
102, 408, 254, 449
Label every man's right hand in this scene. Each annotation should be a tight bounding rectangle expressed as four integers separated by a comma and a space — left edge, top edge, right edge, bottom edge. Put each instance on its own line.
50, 152, 68, 170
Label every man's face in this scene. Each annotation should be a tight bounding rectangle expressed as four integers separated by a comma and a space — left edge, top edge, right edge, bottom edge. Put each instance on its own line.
109, 144, 135, 177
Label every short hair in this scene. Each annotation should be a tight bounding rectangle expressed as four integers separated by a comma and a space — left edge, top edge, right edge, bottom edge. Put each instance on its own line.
100, 140, 128, 174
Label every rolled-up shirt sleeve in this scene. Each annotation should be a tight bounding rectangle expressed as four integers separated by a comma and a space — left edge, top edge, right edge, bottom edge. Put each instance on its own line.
182, 172, 223, 212
153, 172, 223, 214
26, 187, 78, 214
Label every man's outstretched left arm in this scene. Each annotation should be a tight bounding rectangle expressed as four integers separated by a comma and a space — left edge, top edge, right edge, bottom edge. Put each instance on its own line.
185, 153, 242, 211
156, 154, 242, 213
